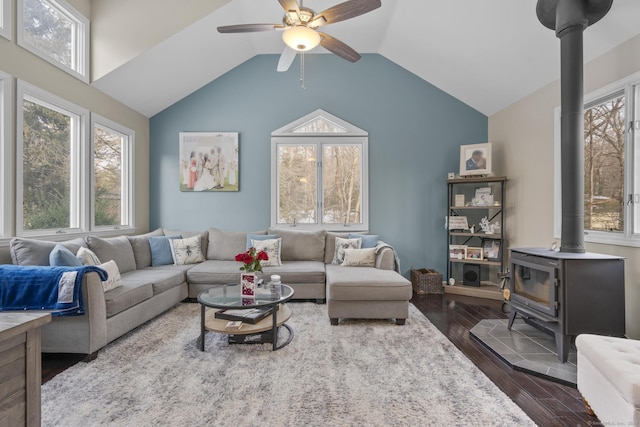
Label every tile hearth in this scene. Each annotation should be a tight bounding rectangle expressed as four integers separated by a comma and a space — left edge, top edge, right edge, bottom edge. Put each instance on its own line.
470, 318, 577, 386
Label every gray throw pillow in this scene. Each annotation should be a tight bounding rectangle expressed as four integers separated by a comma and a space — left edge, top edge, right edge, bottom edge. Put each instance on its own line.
10, 237, 86, 266
86, 236, 137, 273
268, 228, 326, 262
207, 228, 266, 260
128, 228, 164, 269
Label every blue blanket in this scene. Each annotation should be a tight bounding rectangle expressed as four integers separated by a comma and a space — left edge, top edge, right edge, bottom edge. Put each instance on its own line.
0, 265, 107, 316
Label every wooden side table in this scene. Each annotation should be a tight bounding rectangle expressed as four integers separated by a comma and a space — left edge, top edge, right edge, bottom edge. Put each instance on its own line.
0, 312, 51, 427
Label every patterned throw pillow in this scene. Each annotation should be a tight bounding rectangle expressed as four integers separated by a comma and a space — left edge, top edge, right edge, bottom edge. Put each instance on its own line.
77, 247, 101, 266
99, 260, 123, 292
252, 238, 282, 267
169, 235, 205, 265
332, 237, 362, 265
341, 248, 376, 267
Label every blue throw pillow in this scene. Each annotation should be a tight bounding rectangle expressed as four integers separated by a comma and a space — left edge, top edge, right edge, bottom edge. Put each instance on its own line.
49, 244, 83, 267
149, 236, 181, 266
246, 234, 279, 250
349, 233, 379, 249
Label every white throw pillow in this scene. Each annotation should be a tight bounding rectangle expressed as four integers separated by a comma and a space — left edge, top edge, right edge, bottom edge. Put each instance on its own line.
77, 247, 101, 266
252, 238, 282, 267
341, 248, 376, 267
99, 260, 123, 292
169, 234, 205, 265
332, 237, 362, 265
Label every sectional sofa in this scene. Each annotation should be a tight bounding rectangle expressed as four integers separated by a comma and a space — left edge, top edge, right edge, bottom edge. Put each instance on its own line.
6, 227, 412, 358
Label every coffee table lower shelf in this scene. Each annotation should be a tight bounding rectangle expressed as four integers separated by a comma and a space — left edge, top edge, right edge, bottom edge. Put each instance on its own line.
199, 304, 293, 351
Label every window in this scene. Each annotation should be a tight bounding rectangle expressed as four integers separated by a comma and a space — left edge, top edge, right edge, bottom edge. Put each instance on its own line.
18, 0, 89, 81
271, 110, 369, 230
554, 72, 640, 246
91, 115, 134, 230
0, 0, 10, 40
17, 80, 88, 236
0, 71, 10, 239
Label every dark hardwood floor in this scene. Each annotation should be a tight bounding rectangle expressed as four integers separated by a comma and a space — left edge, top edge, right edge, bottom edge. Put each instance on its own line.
42, 293, 602, 426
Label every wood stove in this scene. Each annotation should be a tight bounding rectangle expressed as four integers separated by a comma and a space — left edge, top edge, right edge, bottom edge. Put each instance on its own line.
509, 248, 624, 362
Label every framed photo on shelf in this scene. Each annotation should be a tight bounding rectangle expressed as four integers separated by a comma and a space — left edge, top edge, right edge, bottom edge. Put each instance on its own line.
459, 143, 492, 177
466, 247, 483, 260
482, 239, 502, 261
449, 245, 467, 260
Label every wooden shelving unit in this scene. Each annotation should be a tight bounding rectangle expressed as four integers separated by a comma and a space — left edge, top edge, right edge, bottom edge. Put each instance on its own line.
446, 176, 507, 300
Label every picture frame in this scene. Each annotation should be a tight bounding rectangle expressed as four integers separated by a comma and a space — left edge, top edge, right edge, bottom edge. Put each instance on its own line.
454, 194, 465, 207
449, 245, 467, 260
466, 247, 483, 260
448, 216, 469, 231
459, 143, 492, 177
179, 132, 239, 192
482, 239, 502, 261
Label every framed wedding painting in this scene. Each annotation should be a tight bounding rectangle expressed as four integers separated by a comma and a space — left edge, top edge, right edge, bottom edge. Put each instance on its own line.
179, 132, 239, 192
459, 143, 492, 177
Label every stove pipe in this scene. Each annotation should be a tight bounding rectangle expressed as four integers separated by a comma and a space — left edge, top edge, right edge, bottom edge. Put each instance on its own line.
536, 0, 612, 253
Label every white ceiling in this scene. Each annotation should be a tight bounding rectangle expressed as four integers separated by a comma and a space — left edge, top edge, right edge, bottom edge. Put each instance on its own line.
91, 0, 640, 118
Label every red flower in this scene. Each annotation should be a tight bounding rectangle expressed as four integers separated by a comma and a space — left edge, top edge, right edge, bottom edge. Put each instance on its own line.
257, 251, 269, 261
234, 253, 244, 262
241, 253, 254, 264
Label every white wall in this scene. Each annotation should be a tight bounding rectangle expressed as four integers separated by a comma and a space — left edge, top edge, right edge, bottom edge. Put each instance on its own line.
489, 34, 640, 339
91, 0, 230, 80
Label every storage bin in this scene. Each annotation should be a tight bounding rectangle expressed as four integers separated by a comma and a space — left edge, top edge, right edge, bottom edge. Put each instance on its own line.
411, 269, 443, 294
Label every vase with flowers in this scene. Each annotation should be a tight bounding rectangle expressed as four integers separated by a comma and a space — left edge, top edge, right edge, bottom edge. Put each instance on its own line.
235, 247, 269, 298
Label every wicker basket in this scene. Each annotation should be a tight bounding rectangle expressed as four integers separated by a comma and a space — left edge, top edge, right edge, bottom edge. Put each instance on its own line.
411, 269, 443, 294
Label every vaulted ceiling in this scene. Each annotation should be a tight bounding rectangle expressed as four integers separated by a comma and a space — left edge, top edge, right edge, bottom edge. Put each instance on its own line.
91, 0, 640, 118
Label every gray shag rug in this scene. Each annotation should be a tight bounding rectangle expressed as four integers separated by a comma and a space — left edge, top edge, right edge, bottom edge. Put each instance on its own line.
42, 303, 534, 426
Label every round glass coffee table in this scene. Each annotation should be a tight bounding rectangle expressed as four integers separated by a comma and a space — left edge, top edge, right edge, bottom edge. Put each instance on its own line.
197, 283, 294, 351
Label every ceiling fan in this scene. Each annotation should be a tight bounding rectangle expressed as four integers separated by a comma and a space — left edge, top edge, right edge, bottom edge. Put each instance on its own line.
217, 0, 381, 72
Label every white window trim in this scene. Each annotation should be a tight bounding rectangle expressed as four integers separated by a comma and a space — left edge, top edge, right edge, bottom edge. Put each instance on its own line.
17, 0, 89, 83
91, 114, 135, 232
554, 70, 640, 247
16, 79, 90, 238
0, 71, 11, 243
0, 0, 11, 40
271, 136, 369, 231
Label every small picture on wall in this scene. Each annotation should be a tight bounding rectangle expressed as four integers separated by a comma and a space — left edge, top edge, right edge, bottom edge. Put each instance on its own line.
179, 132, 239, 192
459, 143, 492, 177
466, 247, 483, 260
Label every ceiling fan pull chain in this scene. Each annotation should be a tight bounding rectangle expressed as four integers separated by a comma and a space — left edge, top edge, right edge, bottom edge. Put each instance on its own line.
300, 51, 306, 90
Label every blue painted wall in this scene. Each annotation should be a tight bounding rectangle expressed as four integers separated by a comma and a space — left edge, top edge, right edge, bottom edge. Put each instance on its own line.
149, 54, 487, 275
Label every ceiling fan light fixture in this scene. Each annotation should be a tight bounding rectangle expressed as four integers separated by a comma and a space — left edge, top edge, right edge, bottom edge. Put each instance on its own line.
282, 25, 321, 51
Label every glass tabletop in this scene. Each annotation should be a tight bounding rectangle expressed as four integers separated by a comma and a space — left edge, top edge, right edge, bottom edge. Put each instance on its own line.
197, 283, 294, 309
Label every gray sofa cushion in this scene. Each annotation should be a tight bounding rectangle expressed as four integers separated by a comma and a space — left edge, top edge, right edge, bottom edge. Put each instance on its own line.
326, 264, 412, 301
128, 228, 164, 270
122, 269, 186, 295
104, 281, 153, 318
267, 228, 326, 262
163, 229, 209, 261
262, 261, 325, 284
86, 236, 137, 274
10, 237, 86, 266
187, 260, 243, 284
207, 228, 266, 260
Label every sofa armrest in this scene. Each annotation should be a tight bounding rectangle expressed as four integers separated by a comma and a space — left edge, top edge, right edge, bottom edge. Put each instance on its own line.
375, 246, 395, 271
41, 271, 108, 355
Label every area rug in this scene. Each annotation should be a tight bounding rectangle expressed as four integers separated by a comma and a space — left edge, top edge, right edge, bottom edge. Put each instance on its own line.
41, 303, 535, 426
470, 318, 577, 386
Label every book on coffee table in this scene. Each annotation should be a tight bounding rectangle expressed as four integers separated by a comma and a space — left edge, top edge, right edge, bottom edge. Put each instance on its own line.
214, 307, 273, 324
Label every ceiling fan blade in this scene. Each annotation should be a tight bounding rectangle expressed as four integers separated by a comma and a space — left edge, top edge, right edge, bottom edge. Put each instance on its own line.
310, 0, 381, 27
278, 0, 301, 20
319, 32, 361, 63
217, 24, 282, 33
277, 46, 298, 72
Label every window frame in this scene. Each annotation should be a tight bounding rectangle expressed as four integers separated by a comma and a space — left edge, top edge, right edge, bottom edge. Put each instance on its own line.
90, 114, 135, 232
0, 71, 11, 242
0, 0, 11, 40
271, 136, 369, 231
16, 79, 90, 238
554, 70, 640, 247
17, 0, 89, 82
